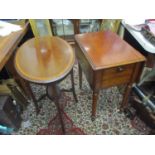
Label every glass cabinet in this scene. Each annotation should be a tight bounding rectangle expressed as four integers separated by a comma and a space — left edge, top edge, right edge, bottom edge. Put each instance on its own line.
50, 19, 74, 42
79, 19, 100, 33
50, 19, 101, 42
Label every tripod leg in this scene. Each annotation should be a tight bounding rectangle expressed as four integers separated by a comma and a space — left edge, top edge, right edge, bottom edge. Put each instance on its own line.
70, 69, 78, 102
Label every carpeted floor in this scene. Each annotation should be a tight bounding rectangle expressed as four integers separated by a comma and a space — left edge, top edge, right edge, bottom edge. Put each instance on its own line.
13, 63, 151, 135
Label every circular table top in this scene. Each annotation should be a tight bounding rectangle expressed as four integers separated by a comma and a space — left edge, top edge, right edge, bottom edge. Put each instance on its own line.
15, 36, 75, 83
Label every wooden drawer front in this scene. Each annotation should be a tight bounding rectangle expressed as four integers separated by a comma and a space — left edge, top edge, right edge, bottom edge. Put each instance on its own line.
101, 64, 134, 88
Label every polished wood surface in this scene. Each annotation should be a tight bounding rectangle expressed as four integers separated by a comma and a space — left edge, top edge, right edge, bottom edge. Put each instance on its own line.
0, 21, 28, 70
75, 31, 145, 70
75, 31, 146, 120
15, 36, 75, 83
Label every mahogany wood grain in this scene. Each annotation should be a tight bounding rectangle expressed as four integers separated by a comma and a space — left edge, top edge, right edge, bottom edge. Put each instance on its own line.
75, 31, 146, 120
101, 64, 134, 80
75, 31, 145, 70
76, 43, 94, 88
15, 36, 75, 83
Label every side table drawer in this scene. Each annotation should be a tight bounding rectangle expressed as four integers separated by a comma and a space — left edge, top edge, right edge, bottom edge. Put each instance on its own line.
101, 64, 135, 88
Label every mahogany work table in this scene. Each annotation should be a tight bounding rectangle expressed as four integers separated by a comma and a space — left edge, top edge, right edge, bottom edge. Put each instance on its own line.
75, 31, 146, 120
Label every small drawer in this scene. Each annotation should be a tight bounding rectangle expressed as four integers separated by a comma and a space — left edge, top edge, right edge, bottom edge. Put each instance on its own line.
101, 64, 135, 88
102, 64, 134, 80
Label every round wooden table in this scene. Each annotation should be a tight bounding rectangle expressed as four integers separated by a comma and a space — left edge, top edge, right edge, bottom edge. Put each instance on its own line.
15, 36, 77, 133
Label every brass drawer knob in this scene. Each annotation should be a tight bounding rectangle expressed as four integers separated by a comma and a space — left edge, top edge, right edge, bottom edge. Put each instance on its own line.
117, 66, 124, 72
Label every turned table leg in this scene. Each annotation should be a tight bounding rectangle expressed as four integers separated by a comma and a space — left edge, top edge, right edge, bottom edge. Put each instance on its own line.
120, 84, 132, 110
70, 69, 78, 102
91, 90, 99, 121
78, 63, 82, 89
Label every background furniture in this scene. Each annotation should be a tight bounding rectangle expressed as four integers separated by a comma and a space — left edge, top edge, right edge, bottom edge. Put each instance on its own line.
0, 20, 30, 106
50, 19, 101, 44
0, 79, 28, 110
122, 20, 155, 84
0, 95, 22, 129
122, 20, 155, 131
15, 36, 77, 133
100, 19, 121, 33
75, 31, 146, 120
100, 19, 124, 38
0, 20, 28, 70
31, 19, 123, 45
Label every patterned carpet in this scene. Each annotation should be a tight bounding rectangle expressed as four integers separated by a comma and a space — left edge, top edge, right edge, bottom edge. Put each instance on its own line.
14, 63, 151, 135
37, 110, 85, 135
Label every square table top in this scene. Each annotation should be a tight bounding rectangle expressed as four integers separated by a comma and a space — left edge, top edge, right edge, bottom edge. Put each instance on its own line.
75, 31, 146, 70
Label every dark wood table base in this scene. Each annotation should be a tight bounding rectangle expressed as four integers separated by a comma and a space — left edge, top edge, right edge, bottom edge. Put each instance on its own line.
26, 69, 78, 134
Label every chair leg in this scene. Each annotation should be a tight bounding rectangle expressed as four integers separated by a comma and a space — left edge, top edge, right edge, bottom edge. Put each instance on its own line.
70, 69, 78, 102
